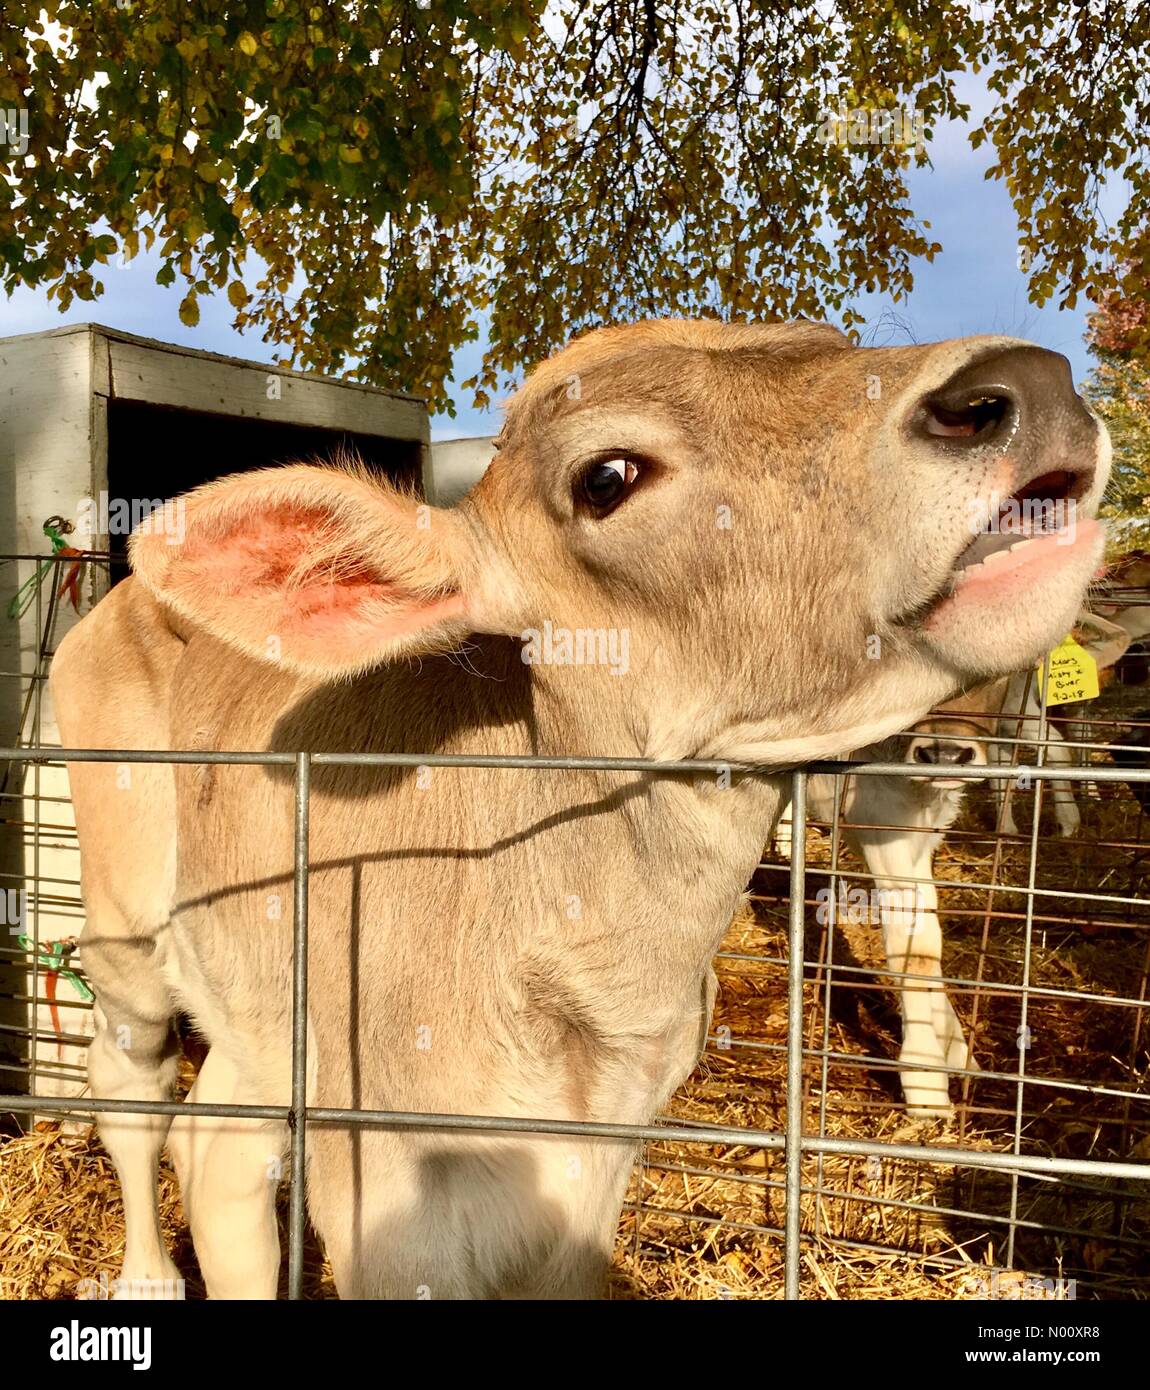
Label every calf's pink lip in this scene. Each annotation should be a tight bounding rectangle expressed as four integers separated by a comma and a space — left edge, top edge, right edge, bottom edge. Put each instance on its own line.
924, 517, 1100, 629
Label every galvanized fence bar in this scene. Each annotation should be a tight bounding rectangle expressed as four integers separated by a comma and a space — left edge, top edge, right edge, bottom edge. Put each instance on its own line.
1007, 657, 1051, 1268
813, 773, 847, 1246
288, 752, 311, 1300
784, 769, 807, 1300
640, 1158, 1150, 1251
28, 569, 47, 1104
5, 1091, 1148, 1181
699, 1033, 1149, 1101
3, 725, 1149, 1295
718, 948, 1150, 1011
4, 746, 1150, 782
756, 858, 1150, 909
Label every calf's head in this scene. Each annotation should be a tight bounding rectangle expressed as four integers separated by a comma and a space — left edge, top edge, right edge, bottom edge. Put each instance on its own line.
902, 718, 992, 790
131, 319, 1109, 761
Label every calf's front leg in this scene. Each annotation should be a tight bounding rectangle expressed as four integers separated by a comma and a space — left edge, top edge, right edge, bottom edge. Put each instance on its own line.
83, 930, 183, 1297
167, 1047, 287, 1299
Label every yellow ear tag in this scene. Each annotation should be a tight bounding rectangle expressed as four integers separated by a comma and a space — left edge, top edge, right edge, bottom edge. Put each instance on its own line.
1035, 635, 1100, 705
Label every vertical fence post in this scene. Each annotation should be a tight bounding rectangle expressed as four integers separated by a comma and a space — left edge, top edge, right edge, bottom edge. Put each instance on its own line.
28, 566, 43, 1105
1006, 657, 1051, 1268
784, 769, 807, 1300
288, 751, 311, 1300
814, 774, 846, 1241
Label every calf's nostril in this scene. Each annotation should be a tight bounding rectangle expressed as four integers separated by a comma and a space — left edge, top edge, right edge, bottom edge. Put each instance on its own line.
911, 344, 1099, 470
922, 392, 1012, 442
912, 740, 978, 767
933, 742, 977, 765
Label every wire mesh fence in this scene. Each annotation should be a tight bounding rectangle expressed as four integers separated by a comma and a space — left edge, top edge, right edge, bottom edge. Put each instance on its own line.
2, 550, 1149, 1300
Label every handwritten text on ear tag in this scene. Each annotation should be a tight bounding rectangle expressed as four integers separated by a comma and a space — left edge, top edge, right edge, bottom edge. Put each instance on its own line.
1036, 636, 1100, 705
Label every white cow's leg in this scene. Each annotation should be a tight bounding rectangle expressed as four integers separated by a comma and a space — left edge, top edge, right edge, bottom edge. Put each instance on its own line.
935, 986, 973, 1073
773, 797, 793, 861
853, 838, 958, 1116
83, 934, 182, 1297
995, 762, 1022, 836
1014, 687, 1081, 836
167, 1048, 286, 1299
1001, 786, 1020, 837
885, 880, 954, 1115
1042, 722, 1081, 836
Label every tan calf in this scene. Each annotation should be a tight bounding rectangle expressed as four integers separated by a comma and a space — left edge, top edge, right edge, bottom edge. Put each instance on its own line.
51, 319, 1109, 1297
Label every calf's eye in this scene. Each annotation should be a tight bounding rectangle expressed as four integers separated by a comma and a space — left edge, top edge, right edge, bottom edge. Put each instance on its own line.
580, 457, 640, 513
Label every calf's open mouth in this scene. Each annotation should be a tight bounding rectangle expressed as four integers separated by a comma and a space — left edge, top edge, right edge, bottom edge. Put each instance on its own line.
895, 463, 1095, 631
934, 463, 1094, 609
950, 469, 1083, 578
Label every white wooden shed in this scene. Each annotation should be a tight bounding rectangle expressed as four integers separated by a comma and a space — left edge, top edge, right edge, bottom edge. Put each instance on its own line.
428, 435, 497, 504
0, 323, 431, 1104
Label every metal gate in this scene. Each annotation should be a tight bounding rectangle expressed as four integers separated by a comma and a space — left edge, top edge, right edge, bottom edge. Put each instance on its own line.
2, 549, 1149, 1300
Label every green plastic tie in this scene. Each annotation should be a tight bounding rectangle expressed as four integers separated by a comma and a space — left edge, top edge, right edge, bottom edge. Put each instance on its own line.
6, 520, 74, 622
16, 933, 95, 1002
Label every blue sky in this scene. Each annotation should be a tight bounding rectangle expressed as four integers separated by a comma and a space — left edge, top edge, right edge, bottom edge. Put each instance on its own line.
0, 73, 1123, 441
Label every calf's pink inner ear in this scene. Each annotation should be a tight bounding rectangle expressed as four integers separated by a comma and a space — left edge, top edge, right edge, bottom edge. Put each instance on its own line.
185, 505, 399, 603
137, 494, 472, 670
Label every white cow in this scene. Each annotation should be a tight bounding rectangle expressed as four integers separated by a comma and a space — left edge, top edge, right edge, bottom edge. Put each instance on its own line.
775, 613, 1131, 1115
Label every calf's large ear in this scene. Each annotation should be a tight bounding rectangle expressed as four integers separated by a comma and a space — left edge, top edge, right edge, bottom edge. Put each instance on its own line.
129, 464, 498, 675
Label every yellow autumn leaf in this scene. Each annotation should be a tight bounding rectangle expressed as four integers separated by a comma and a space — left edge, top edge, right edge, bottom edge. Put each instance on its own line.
227, 280, 249, 309
3, 0, 1147, 430
178, 291, 200, 327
